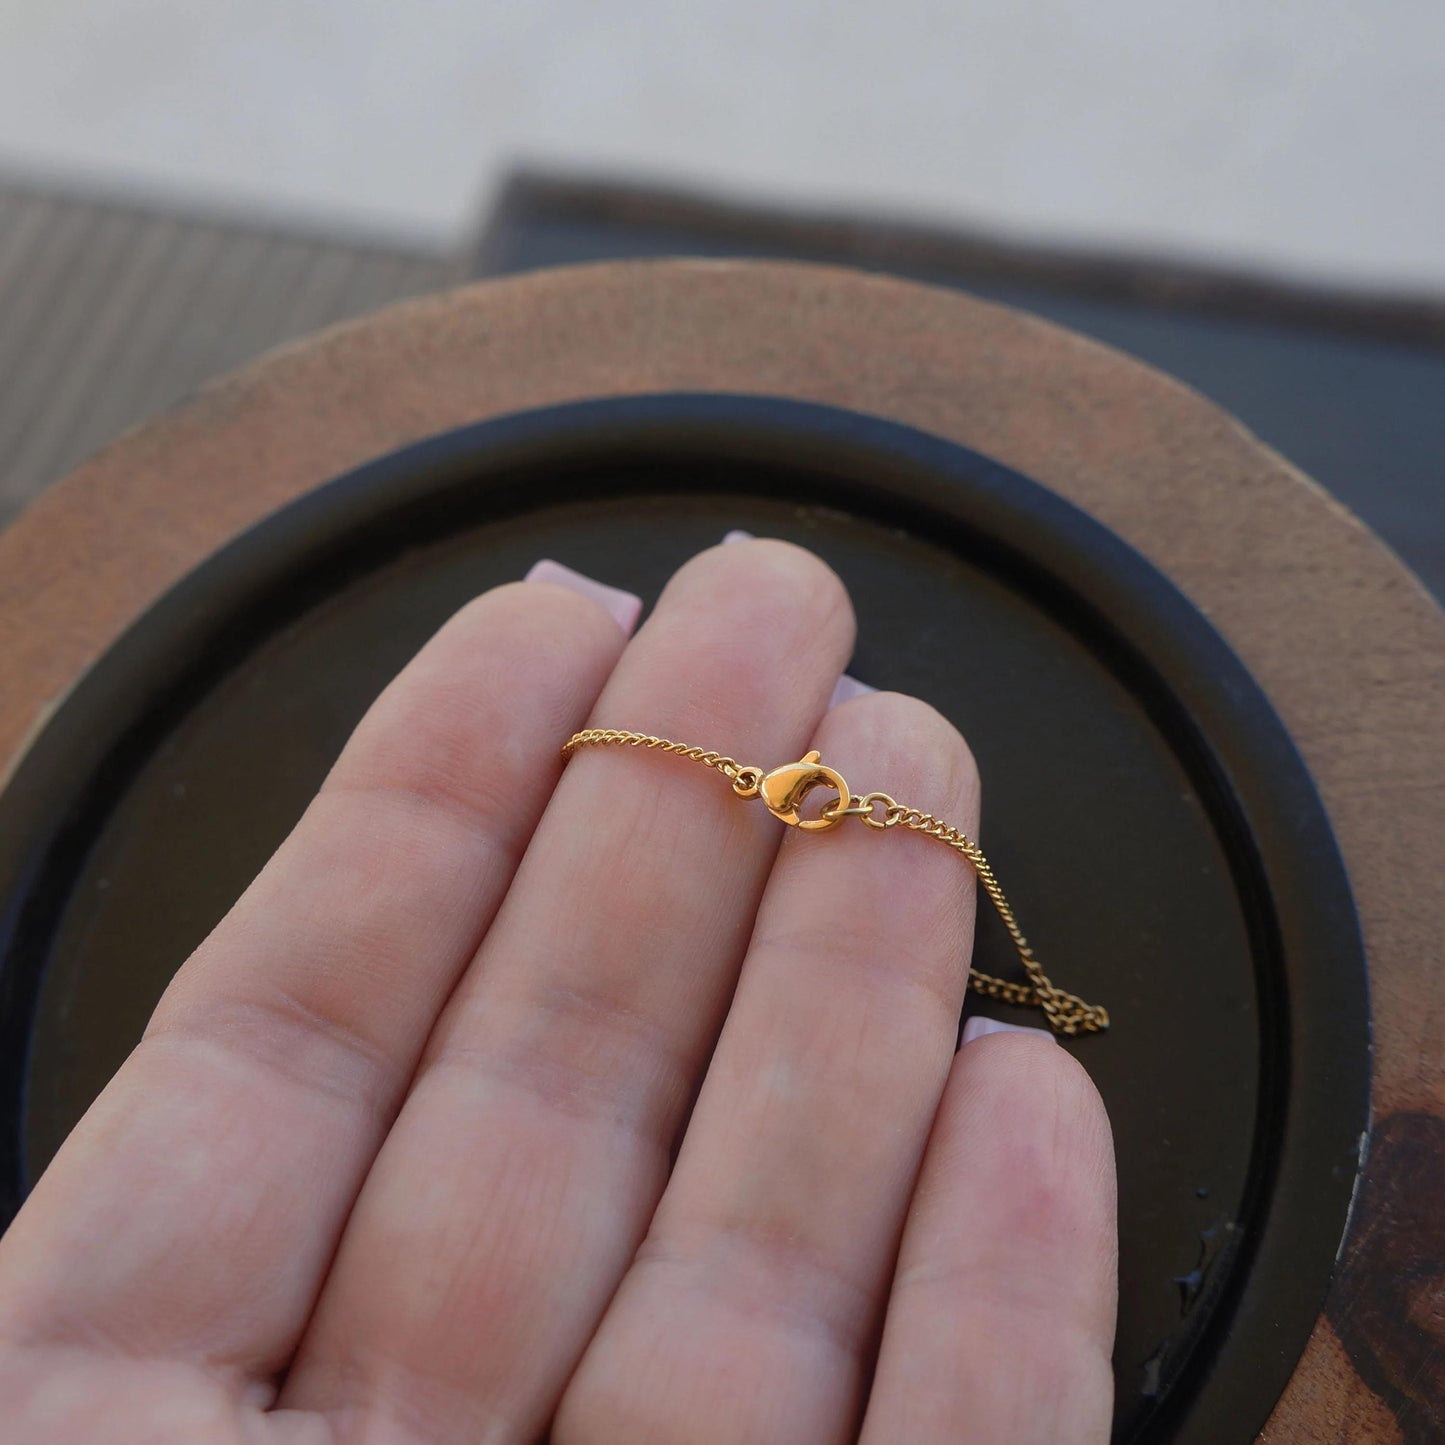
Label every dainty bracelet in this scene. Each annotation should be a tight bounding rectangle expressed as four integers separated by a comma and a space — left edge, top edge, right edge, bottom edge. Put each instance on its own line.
562, 729, 1109, 1037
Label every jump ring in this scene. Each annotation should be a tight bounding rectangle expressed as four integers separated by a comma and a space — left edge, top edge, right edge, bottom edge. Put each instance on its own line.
732, 765, 764, 797
858, 791, 899, 828
824, 791, 898, 828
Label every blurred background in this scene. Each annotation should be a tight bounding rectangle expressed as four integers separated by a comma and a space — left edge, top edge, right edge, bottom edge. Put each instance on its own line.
1, 0, 1441, 586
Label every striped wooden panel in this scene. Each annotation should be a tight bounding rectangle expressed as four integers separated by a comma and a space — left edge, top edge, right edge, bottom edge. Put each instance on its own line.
0, 182, 463, 524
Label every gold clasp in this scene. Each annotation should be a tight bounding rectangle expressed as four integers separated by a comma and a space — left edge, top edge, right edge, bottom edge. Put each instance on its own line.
757, 750, 850, 831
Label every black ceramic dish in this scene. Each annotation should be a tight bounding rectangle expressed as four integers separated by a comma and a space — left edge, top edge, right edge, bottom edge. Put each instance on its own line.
0, 394, 1369, 1442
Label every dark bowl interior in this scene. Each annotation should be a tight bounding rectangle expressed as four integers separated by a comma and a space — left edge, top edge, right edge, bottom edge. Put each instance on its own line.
0, 394, 1370, 1443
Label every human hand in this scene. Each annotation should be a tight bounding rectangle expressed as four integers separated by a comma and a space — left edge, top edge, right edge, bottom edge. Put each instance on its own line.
0, 539, 1116, 1443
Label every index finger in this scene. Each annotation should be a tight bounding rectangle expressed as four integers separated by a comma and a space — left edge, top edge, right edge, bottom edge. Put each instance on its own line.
0, 575, 632, 1386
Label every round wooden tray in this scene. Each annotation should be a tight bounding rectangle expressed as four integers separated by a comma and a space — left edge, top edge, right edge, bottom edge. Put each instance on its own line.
1, 262, 1440, 1441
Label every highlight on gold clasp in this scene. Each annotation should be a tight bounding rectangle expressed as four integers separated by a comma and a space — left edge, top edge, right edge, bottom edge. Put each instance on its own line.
757, 751, 851, 831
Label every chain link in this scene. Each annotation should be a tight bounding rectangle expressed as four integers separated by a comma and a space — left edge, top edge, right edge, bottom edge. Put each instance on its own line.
563, 729, 1109, 1036
562, 728, 745, 780
880, 804, 1108, 1035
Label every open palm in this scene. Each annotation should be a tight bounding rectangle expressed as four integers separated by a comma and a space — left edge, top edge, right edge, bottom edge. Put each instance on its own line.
0, 539, 1115, 1443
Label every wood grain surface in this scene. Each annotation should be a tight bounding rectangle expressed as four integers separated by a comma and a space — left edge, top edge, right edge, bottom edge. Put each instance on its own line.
0, 261, 1440, 1441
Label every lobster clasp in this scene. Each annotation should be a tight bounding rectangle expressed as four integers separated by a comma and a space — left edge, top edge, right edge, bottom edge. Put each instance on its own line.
758, 750, 850, 831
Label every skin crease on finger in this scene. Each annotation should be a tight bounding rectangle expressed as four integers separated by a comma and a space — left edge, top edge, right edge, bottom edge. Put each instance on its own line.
0, 544, 1117, 1445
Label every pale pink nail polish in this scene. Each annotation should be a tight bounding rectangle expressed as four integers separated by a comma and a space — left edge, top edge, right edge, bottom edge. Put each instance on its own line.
829, 672, 877, 708
961, 1016, 1057, 1047
524, 559, 643, 635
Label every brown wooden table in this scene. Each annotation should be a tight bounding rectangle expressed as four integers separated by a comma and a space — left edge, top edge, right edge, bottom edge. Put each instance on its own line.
1, 261, 1440, 1441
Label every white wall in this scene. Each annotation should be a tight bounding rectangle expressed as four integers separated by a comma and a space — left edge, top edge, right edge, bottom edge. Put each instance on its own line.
0, 0, 1440, 289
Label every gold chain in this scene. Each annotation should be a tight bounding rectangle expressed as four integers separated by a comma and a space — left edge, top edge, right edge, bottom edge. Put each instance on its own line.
562, 728, 1109, 1036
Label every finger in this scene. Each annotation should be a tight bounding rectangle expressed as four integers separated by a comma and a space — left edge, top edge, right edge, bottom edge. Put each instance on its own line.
724, 528, 873, 708
0, 572, 634, 1388
282, 540, 856, 1439
557, 693, 980, 1444
861, 1028, 1117, 1445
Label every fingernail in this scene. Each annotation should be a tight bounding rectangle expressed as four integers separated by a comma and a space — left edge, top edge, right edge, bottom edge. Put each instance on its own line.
524, 559, 643, 635
961, 1016, 1057, 1047
829, 672, 876, 708
722, 529, 754, 545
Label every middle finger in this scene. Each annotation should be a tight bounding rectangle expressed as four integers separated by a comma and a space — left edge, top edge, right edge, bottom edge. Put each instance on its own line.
558, 693, 981, 1443
283, 539, 854, 1440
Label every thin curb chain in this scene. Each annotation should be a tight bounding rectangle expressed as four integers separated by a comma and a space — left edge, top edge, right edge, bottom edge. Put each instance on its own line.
562, 728, 1109, 1037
